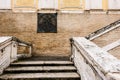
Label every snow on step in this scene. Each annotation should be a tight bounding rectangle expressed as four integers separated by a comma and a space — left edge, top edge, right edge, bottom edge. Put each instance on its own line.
5, 66, 76, 71
0, 73, 80, 79
11, 61, 73, 65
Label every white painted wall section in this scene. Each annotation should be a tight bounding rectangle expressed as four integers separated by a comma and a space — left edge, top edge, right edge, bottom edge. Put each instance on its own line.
38, 0, 58, 9
0, 0, 11, 9
108, 0, 120, 9
90, 0, 102, 9
85, 0, 91, 10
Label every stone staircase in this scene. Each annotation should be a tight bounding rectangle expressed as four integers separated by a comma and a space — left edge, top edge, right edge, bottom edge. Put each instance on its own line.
0, 57, 80, 80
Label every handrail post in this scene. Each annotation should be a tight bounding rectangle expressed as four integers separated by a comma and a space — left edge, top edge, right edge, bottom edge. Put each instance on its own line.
10, 41, 18, 63
70, 38, 74, 61
28, 45, 32, 57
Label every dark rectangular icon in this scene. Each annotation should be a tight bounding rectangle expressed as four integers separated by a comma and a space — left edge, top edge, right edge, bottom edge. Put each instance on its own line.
37, 13, 57, 33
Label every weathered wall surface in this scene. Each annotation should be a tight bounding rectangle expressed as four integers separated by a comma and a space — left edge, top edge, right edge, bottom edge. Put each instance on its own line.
0, 11, 120, 56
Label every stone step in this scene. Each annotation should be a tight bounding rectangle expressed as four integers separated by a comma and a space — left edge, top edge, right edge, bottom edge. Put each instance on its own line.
0, 72, 80, 80
10, 61, 73, 66
20, 56, 70, 61
5, 66, 76, 73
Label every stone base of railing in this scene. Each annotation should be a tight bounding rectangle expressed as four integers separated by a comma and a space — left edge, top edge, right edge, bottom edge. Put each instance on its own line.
70, 37, 120, 80
0, 36, 32, 75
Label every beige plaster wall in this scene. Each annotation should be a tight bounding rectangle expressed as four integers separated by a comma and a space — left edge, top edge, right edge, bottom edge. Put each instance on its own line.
0, 11, 120, 57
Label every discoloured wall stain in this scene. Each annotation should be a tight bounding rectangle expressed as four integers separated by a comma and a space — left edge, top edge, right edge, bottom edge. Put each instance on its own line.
60, 0, 84, 10
0, 11, 120, 57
